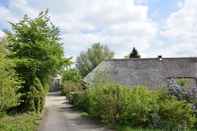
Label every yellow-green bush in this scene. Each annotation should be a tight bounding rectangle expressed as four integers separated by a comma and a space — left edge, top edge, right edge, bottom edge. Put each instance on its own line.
62, 68, 81, 83
61, 68, 83, 97
61, 81, 83, 96
0, 112, 40, 131
69, 91, 89, 111
25, 77, 46, 113
86, 83, 129, 124
0, 39, 21, 113
159, 98, 196, 129
68, 83, 197, 129
8, 11, 65, 113
118, 87, 160, 127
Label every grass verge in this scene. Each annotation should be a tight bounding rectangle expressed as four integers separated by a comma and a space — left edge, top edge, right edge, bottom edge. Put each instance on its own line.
0, 112, 40, 131
116, 126, 197, 131
117, 126, 164, 131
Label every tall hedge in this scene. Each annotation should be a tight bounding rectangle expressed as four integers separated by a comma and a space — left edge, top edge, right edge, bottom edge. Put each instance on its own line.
7, 10, 65, 112
0, 38, 21, 112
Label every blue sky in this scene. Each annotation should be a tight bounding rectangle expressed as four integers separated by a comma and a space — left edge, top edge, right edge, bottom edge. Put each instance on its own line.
0, 0, 8, 7
0, 0, 197, 58
148, 0, 184, 20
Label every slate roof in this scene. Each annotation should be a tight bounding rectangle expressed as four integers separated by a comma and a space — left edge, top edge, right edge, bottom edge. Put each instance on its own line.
84, 57, 197, 88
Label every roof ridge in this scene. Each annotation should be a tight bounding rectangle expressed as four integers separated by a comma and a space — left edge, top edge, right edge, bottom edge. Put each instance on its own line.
105, 57, 197, 61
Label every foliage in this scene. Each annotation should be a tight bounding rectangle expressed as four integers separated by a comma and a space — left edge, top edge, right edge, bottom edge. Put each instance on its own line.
117, 126, 197, 131
86, 83, 130, 124
64, 57, 73, 69
24, 77, 46, 112
0, 38, 21, 112
7, 10, 65, 112
68, 91, 88, 110
118, 87, 160, 127
167, 78, 197, 109
129, 47, 141, 58
159, 98, 196, 129
167, 78, 197, 128
68, 83, 196, 129
61, 68, 83, 96
61, 81, 83, 96
62, 68, 82, 83
117, 126, 162, 131
176, 79, 190, 88
76, 43, 114, 77
0, 112, 40, 131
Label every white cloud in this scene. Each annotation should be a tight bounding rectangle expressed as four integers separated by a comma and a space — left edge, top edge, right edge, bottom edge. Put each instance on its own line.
160, 0, 197, 57
0, 0, 157, 58
0, 0, 37, 22
3, 0, 197, 58
135, 0, 148, 5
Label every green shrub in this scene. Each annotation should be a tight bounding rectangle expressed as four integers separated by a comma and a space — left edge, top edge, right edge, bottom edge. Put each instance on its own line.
118, 87, 160, 127
0, 39, 21, 112
69, 91, 89, 111
25, 77, 46, 113
68, 82, 197, 129
62, 68, 81, 82
86, 83, 129, 124
61, 81, 83, 96
61, 68, 83, 96
117, 126, 163, 131
0, 112, 40, 131
77, 85, 161, 126
159, 98, 196, 129
61, 81, 88, 112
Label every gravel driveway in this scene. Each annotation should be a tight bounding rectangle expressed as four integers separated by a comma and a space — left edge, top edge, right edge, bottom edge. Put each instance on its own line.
38, 92, 113, 131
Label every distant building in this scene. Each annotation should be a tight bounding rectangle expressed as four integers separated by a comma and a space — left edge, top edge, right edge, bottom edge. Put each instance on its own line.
84, 57, 197, 88
51, 74, 61, 91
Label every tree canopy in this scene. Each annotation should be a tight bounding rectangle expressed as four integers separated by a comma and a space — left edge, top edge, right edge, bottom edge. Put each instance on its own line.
7, 10, 66, 112
129, 47, 141, 58
76, 43, 114, 77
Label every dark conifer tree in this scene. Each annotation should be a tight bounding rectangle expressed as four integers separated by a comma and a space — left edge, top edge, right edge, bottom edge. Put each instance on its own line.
129, 47, 141, 58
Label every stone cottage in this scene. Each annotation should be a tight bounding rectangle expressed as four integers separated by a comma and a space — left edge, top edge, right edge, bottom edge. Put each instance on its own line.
84, 57, 197, 88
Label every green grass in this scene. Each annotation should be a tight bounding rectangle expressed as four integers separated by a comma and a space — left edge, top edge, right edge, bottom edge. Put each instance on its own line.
117, 126, 197, 131
0, 112, 40, 131
117, 127, 165, 131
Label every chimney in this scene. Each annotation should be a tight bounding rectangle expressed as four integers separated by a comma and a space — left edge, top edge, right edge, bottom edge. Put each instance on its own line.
158, 55, 163, 61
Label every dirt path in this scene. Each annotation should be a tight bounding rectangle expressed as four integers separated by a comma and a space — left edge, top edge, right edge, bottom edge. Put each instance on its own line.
38, 92, 113, 131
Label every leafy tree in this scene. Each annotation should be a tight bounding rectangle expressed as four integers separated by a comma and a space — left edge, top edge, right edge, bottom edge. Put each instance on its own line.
61, 68, 82, 96
76, 43, 114, 77
64, 57, 73, 69
62, 68, 82, 83
0, 38, 21, 112
7, 10, 66, 112
129, 47, 141, 58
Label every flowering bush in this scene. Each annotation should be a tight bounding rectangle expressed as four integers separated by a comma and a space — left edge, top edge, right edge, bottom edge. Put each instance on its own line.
166, 78, 197, 128
167, 78, 197, 109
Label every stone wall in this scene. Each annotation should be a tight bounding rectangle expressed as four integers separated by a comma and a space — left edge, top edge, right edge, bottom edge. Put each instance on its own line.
84, 57, 197, 88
